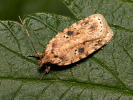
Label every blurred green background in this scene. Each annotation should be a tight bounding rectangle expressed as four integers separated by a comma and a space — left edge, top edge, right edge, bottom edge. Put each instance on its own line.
0, 0, 74, 21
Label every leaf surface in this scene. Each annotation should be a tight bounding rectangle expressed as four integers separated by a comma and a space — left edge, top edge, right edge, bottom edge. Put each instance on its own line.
0, 0, 133, 99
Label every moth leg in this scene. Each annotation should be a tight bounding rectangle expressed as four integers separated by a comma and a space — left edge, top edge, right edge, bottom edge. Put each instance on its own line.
40, 66, 50, 80
37, 60, 44, 67
27, 52, 44, 58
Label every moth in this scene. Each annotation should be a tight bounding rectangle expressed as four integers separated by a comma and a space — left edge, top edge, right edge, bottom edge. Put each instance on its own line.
19, 14, 113, 79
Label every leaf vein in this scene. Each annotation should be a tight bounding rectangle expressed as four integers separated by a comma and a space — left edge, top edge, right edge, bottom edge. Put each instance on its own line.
59, 86, 72, 100
36, 83, 52, 100
11, 83, 23, 100
76, 88, 86, 99
122, 46, 133, 62
91, 57, 128, 90
0, 77, 133, 95
0, 42, 37, 65
26, 16, 58, 33
0, 21, 22, 55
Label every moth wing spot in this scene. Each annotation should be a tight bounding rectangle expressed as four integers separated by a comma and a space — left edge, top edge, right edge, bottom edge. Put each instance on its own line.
86, 52, 89, 57
76, 32, 80, 35
82, 42, 85, 45
78, 47, 84, 53
67, 31, 74, 36
79, 57, 82, 60
54, 55, 58, 58
82, 21, 89, 25
63, 35, 69, 38
74, 49, 78, 54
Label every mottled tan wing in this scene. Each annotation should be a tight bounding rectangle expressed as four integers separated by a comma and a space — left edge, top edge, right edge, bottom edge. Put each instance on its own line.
42, 14, 113, 66
60, 25, 113, 65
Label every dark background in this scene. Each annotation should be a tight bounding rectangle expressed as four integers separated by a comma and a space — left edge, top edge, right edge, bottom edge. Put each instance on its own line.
0, 0, 74, 21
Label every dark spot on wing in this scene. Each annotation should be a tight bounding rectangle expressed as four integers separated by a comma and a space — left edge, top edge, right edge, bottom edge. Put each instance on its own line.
54, 55, 58, 58
76, 32, 80, 35
51, 43, 55, 53
82, 42, 86, 45
67, 31, 74, 36
94, 47, 98, 51
58, 56, 64, 61
97, 40, 102, 43
89, 23, 97, 31
84, 21, 89, 25
94, 40, 103, 46
74, 49, 77, 54
79, 57, 83, 60
63, 36, 69, 38
52, 43, 55, 47
90, 25, 95, 30
78, 47, 84, 53
86, 52, 89, 57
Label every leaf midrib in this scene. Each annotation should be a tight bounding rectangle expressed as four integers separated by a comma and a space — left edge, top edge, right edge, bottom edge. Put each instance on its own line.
0, 76, 133, 95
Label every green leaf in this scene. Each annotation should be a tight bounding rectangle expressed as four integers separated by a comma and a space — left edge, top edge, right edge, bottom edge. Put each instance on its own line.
0, 0, 133, 100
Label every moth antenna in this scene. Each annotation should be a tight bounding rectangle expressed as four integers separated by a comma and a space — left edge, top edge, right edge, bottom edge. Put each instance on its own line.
19, 16, 37, 54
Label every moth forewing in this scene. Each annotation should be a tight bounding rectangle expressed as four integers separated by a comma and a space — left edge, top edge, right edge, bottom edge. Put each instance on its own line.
39, 14, 113, 66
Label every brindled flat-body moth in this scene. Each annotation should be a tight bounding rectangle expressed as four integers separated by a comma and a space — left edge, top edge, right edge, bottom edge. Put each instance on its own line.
38, 14, 113, 66
20, 14, 113, 79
